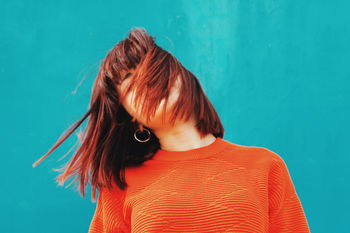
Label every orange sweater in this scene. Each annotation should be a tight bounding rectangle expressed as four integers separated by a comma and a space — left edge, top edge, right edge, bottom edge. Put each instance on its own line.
88, 137, 310, 232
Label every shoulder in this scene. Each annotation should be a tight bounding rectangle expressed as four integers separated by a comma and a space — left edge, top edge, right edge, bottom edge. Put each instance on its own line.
219, 139, 286, 168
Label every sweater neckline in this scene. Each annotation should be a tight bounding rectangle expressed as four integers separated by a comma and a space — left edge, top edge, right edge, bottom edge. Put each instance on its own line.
151, 137, 228, 161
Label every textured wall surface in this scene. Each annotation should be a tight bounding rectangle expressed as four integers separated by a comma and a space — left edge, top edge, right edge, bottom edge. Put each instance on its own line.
1, 0, 349, 232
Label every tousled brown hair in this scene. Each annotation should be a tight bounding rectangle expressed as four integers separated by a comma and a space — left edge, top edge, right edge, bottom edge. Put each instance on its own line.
32, 27, 224, 202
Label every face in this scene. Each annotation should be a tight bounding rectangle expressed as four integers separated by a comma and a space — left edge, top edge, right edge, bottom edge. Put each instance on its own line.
116, 70, 182, 130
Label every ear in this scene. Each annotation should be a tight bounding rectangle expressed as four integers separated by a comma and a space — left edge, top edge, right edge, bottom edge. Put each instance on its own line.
139, 124, 144, 132
131, 116, 137, 122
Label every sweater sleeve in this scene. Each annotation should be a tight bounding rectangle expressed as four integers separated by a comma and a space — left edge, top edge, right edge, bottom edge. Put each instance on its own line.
268, 151, 310, 233
88, 186, 129, 233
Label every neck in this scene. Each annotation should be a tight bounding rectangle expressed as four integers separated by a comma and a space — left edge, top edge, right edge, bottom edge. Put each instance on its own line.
152, 116, 216, 152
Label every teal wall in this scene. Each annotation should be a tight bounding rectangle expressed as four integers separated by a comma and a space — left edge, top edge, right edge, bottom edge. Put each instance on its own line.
1, 0, 349, 232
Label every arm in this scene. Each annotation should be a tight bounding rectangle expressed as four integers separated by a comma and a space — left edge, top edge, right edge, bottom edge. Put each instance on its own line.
88, 186, 129, 233
268, 151, 311, 233
88, 188, 104, 233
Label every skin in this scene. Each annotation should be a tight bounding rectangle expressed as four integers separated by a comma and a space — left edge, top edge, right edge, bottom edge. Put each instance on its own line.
115, 70, 216, 152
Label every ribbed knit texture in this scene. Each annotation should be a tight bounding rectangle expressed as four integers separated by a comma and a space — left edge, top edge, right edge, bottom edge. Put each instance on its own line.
88, 137, 310, 232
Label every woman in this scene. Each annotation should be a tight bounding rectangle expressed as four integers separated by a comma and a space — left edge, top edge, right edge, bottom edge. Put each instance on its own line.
33, 27, 310, 232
